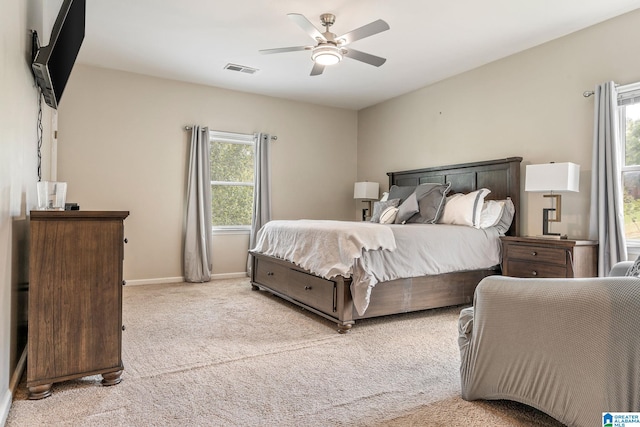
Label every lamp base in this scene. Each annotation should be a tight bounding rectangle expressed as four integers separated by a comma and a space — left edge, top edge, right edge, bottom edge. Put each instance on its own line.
532, 234, 569, 240
542, 208, 560, 236
362, 208, 368, 222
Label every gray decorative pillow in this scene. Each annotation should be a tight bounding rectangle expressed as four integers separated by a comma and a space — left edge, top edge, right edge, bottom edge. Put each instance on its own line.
370, 199, 400, 223
407, 183, 452, 224
625, 254, 640, 276
388, 185, 417, 204
395, 192, 420, 224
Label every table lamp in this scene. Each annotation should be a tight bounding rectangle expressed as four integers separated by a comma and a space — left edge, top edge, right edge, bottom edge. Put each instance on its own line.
525, 162, 580, 236
354, 182, 379, 221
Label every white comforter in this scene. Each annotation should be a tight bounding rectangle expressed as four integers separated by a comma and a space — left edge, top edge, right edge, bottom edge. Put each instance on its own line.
252, 220, 397, 278
251, 220, 501, 315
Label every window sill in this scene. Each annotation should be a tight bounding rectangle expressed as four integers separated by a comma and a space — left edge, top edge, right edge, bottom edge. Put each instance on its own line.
212, 227, 250, 236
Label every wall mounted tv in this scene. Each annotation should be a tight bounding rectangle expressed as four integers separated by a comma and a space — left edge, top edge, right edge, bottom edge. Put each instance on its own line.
32, 0, 86, 110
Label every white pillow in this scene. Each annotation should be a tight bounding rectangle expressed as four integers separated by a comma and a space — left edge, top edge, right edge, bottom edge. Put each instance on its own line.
379, 191, 389, 202
479, 200, 505, 229
379, 206, 399, 224
439, 188, 491, 228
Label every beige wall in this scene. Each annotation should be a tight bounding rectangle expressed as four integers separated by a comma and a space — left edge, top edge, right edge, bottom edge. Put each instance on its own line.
57, 65, 358, 282
1, 0, 53, 421
358, 9, 640, 238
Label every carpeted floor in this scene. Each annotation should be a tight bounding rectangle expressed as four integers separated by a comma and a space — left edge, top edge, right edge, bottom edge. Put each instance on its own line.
7, 278, 564, 426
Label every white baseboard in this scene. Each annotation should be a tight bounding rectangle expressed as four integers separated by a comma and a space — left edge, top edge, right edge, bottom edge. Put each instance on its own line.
0, 388, 11, 427
124, 277, 185, 286
211, 272, 249, 280
124, 273, 248, 286
1, 346, 27, 427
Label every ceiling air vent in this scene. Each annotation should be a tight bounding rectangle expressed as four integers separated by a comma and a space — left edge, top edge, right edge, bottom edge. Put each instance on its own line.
224, 63, 259, 75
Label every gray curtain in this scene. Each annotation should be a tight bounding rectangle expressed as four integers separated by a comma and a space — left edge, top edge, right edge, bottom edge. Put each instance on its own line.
247, 133, 272, 274
588, 82, 627, 276
184, 125, 213, 282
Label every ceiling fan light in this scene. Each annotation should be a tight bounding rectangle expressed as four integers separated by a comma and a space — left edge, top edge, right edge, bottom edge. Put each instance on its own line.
311, 46, 342, 65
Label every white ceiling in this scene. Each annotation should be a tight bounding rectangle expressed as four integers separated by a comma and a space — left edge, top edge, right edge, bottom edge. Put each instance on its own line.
62, 0, 640, 110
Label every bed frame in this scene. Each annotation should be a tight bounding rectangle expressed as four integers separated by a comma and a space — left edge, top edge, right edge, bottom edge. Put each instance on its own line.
250, 157, 522, 332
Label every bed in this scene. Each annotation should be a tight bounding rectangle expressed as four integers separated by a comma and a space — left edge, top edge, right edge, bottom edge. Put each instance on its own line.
250, 157, 522, 332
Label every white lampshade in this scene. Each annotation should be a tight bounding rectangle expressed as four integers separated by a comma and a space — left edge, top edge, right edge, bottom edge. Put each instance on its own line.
525, 162, 580, 192
354, 182, 379, 200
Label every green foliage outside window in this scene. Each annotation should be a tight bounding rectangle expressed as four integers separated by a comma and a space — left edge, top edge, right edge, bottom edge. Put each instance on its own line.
623, 115, 640, 239
210, 138, 254, 227
211, 185, 253, 226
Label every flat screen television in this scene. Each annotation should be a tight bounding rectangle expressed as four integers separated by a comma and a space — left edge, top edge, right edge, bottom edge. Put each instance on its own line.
32, 0, 86, 109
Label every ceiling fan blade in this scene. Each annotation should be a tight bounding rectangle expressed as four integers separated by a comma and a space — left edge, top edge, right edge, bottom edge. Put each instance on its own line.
337, 19, 390, 45
259, 46, 309, 55
310, 62, 325, 76
288, 13, 326, 42
344, 48, 386, 67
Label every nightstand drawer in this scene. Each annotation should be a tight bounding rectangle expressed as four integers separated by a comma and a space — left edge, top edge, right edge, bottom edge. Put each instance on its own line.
507, 244, 567, 266
500, 236, 598, 278
506, 260, 568, 278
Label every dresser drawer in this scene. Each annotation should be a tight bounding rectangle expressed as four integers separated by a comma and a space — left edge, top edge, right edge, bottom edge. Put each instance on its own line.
507, 244, 567, 266
288, 269, 336, 315
254, 258, 290, 290
506, 260, 568, 278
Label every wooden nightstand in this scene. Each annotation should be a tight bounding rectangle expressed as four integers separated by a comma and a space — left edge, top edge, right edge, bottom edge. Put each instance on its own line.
500, 236, 598, 278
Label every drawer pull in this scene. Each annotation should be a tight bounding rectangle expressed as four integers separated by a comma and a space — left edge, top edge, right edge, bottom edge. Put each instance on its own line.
304, 286, 312, 290
532, 271, 538, 276
267, 272, 274, 276
531, 251, 537, 256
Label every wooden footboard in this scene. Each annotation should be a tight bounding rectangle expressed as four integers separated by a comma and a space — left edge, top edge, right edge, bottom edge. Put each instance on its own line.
250, 252, 498, 333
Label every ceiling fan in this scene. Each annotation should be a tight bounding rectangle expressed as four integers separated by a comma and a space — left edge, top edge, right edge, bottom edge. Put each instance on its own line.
259, 13, 390, 76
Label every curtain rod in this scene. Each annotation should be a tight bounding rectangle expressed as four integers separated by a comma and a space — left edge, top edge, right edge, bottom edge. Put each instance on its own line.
184, 126, 277, 140
583, 82, 629, 98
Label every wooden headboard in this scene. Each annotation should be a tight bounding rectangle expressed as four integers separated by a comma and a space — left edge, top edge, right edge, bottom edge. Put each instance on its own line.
387, 157, 522, 236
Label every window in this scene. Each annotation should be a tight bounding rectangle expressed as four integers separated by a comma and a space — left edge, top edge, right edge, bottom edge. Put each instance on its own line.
209, 131, 254, 230
619, 83, 640, 241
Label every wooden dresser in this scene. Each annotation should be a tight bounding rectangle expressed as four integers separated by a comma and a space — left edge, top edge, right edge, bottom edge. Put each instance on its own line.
500, 236, 598, 278
27, 210, 129, 399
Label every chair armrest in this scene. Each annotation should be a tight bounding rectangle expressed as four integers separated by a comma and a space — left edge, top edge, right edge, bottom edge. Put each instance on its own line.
609, 261, 633, 277
457, 307, 474, 349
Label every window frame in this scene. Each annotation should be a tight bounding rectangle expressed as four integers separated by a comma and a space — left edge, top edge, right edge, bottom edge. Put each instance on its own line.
209, 130, 255, 233
618, 82, 640, 246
